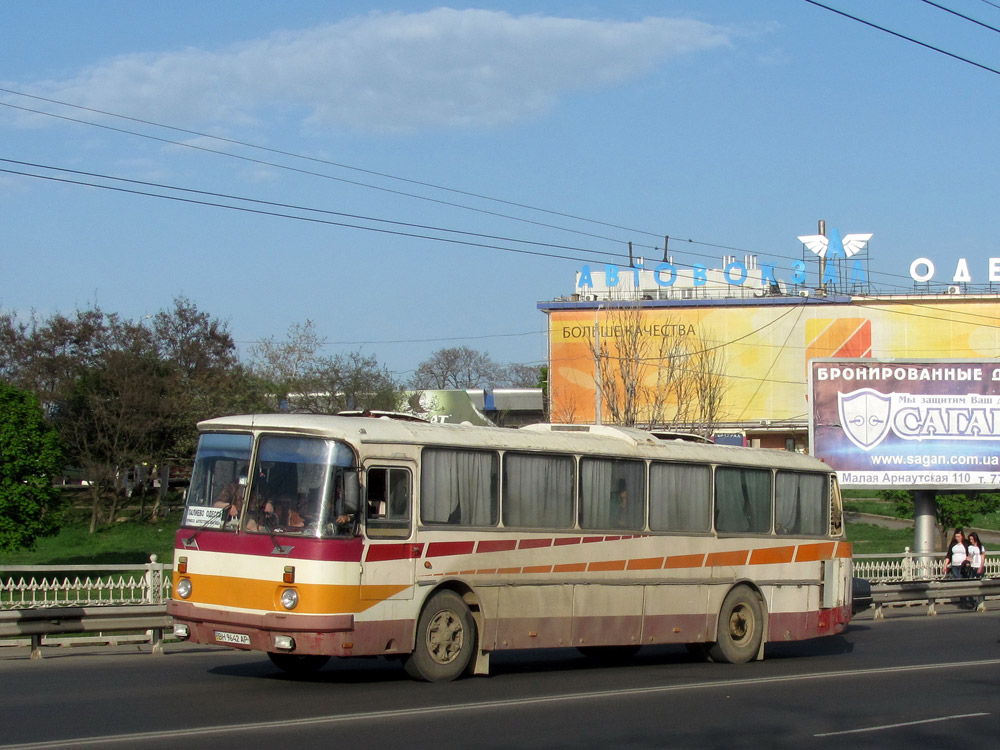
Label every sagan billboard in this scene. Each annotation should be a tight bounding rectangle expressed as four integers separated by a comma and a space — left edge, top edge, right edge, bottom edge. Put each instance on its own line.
810, 359, 1000, 489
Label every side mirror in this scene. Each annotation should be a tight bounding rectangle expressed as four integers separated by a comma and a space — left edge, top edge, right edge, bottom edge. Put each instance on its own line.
343, 470, 360, 515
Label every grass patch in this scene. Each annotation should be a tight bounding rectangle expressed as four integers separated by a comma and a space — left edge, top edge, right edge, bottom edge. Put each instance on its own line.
846, 523, 916, 554
844, 499, 897, 516
0, 516, 179, 566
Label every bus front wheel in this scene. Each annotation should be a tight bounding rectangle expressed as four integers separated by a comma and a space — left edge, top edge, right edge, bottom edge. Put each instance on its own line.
707, 586, 763, 664
404, 590, 476, 682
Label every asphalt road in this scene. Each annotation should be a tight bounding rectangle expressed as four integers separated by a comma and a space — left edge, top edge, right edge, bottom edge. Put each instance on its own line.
2, 604, 998, 750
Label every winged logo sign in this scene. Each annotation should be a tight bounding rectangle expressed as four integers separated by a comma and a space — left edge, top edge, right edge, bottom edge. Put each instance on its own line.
797, 228, 873, 259
838, 388, 891, 451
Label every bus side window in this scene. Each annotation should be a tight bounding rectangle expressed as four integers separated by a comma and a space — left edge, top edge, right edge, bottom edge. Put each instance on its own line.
367, 468, 388, 519
367, 467, 412, 538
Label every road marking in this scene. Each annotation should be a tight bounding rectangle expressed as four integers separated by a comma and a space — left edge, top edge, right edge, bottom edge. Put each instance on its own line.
5, 658, 1000, 749
815, 712, 989, 737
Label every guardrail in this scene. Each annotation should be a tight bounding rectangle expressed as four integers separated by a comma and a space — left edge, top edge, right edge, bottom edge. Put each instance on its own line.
0, 604, 170, 659
0, 555, 172, 658
870, 578, 1000, 620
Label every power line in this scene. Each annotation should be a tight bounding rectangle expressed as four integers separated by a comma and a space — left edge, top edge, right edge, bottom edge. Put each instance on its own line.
0, 158, 626, 264
802, 0, 1000, 76
5, 156, 921, 289
920, 0, 1000, 34
0, 165, 614, 266
0, 90, 659, 247
235, 329, 546, 347
0, 88, 924, 289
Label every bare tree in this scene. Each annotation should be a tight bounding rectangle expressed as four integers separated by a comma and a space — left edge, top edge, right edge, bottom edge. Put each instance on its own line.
252, 320, 399, 413
586, 303, 730, 433
411, 346, 539, 390
411, 346, 503, 390
250, 319, 325, 399
502, 363, 543, 388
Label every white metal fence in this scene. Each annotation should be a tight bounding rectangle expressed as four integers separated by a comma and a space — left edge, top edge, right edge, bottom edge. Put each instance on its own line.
0, 555, 171, 610
853, 549, 1000, 583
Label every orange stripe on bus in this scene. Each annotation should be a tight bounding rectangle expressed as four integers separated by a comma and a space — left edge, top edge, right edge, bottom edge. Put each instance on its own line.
749, 546, 795, 565
178, 574, 408, 614
627, 557, 665, 570
706, 550, 749, 567
553, 563, 587, 573
522, 565, 553, 574
796, 542, 836, 562
588, 560, 627, 572
664, 554, 706, 569
497, 567, 520, 575
836, 541, 853, 558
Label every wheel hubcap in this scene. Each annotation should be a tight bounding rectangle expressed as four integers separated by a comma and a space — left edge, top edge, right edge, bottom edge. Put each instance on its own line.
426, 609, 464, 664
729, 604, 753, 644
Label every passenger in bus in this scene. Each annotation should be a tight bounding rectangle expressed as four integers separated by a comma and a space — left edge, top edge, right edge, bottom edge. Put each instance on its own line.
332, 482, 356, 530
611, 479, 629, 528
213, 478, 246, 525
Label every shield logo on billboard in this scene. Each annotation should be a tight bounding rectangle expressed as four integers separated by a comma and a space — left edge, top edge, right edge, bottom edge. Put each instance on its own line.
838, 388, 891, 451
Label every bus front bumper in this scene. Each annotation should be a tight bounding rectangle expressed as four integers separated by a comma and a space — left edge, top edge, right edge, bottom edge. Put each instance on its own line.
168, 599, 356, 656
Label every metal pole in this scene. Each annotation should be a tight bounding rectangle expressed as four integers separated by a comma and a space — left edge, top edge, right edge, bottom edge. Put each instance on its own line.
594, 304, 602, 425
913, 490, 937, 579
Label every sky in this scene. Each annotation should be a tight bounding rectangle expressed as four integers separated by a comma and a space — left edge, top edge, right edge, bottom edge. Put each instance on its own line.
2, 1, 999, 380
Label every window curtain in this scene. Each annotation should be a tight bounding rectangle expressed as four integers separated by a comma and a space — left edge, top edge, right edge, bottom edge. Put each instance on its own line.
503, 454, 574, 528
715, 467, 771, 533
649, 463, 711, 532
420, 449, 497, 526
775, 472, 826, 535
580, 458, 644, 530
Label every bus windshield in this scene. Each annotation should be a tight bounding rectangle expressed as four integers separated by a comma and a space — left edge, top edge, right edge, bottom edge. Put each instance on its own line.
182, 432, 358, 537
182, 432, 253, 530
243, 435, 357, 538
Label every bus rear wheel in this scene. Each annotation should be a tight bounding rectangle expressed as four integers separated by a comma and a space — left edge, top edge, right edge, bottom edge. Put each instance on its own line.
404, 590, 476, 682
707, 586, 763, 664
267, 652, 331, 674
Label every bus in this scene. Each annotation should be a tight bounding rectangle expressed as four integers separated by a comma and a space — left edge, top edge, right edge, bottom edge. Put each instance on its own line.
168, 413, 853, 681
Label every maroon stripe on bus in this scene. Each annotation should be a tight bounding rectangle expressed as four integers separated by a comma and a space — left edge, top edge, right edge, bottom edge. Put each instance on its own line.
365, 543, 423, 562
425, 541, 476, 557
518, 538, 552, 549
174, 529, 364, 562
477, 539, 518, 553
554, 537, 581, 546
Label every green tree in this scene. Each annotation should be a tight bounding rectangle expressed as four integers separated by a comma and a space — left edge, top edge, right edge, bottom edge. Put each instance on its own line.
0, 382, 64, 551
880, 489, 1000, 547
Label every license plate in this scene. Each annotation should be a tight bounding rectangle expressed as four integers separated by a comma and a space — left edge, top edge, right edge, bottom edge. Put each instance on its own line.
215, 630, 251, 646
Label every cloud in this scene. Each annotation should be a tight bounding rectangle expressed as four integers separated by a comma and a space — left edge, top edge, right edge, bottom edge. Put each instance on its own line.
23, 9, 736, 133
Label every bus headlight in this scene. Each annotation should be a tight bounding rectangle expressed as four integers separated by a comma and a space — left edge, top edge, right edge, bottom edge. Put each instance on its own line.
280, 588, 299, 610
176, 578, 193, 599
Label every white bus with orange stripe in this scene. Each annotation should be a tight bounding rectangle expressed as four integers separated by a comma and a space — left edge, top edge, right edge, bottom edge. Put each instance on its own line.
168, 413, 853, 681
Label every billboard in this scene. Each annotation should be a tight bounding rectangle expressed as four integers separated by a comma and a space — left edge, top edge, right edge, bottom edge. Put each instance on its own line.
810, 359, 1000, 489
543, 298, 1000, 426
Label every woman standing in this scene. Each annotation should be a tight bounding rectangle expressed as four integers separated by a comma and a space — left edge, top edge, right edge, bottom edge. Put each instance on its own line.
944, 528, 968, 579
967, 531, 986, 610
967, 532, 985, 579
